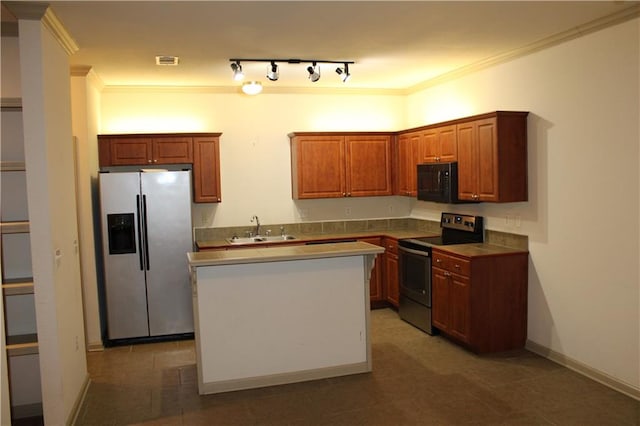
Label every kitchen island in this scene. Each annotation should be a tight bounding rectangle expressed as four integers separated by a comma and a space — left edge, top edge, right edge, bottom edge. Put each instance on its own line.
187, 241, 384, 395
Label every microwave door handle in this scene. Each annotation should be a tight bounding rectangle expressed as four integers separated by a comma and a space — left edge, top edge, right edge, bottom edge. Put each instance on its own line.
437, 170, 441, 186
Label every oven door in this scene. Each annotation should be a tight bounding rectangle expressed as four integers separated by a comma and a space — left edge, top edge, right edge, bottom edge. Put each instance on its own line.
398, 245, 431, 307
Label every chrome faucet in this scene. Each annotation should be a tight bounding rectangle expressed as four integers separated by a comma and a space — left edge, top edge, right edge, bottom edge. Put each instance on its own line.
251, 215, 261, 236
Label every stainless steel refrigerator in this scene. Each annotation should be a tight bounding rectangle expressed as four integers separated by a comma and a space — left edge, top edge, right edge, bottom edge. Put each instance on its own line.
99, 170, 194, 340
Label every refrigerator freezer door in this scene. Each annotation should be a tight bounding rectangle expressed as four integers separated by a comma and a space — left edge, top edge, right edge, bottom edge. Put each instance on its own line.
141, 171, 194, 336
99, 172, 150, 339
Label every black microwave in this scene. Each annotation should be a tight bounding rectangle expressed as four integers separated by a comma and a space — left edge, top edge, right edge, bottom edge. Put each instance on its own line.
417, 162, 468, 204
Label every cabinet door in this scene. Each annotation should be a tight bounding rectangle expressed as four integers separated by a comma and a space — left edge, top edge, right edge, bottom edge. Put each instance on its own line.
431, 267, 450, 331
109, 138, 153, 165
291, 136, 345, 199
421, 129, 439, 163
449, 273, 471, 343
475, 118, 499, 201
396, 132, 420, 196
456, 122, 478, 201
360, 237, 383, 303
384, 252, 399, 307
345, 135, 392, 197
421, 125, 457, 163
152, 137, 193, 164
193, 137, 221, 203
438, 125, 457, 162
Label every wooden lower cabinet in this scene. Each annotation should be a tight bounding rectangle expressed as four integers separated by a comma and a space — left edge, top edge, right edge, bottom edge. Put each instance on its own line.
382, 237, 399, 307
431, 249, 528, 353
359, 238, 384, 306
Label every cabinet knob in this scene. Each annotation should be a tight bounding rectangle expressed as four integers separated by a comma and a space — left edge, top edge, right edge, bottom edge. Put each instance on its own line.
436, 258, 442, 263
454, 264, 460, 269
148, 160, 152, 163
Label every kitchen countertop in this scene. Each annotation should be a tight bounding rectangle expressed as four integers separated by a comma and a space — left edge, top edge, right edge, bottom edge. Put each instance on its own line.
195, 229, 528, 258
187, 241, 385, 267
195, 229, 433, 251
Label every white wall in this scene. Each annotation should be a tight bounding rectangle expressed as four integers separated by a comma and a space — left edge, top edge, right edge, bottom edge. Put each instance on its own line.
100, 90, 411, 227
18, 16, 88, 424
409, 18, 639, 389
71, 69, 103, 351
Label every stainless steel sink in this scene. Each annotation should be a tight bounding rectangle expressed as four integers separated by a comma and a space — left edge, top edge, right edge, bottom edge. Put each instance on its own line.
226, 235, 297, 245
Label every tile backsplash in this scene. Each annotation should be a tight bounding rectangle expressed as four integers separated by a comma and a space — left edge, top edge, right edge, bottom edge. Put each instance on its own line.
194, 218, 528, 250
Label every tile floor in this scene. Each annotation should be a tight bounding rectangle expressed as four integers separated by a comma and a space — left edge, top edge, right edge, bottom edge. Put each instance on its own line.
76, 309, 639, 425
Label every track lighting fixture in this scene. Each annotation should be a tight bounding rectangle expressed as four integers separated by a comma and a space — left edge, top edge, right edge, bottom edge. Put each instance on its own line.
230, 61, 244, 81
335, 63, 350, 83
266, 61, 279, 81
229, 58, 354, 90
307, 62, 321, 82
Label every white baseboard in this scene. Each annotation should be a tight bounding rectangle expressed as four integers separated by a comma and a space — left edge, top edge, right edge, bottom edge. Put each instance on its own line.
68, 374, 91, 426
525, 340, 639, 401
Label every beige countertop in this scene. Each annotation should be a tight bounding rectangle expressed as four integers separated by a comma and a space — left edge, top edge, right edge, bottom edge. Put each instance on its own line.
196, 229, 434, 250
188, 241, 385, 267
433, 243, 528, 257
194, 230, 528, 259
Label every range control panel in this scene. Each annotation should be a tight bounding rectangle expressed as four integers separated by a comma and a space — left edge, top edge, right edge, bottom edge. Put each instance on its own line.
440, 212, 483, 233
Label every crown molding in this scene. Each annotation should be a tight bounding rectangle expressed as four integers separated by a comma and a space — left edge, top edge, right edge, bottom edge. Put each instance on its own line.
42, 7, 78, 55
101, 85, 404, 97
408, 4, 640, 94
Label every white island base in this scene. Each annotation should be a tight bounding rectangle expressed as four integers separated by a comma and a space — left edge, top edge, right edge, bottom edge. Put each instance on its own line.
188, 242, 383, 395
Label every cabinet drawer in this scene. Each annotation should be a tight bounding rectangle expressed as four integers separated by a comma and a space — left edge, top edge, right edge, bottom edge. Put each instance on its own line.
383, 238, 398, 255
432, 251, 470, 276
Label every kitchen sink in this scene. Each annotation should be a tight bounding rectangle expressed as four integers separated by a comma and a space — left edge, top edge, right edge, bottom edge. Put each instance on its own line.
226, 235, 297, 245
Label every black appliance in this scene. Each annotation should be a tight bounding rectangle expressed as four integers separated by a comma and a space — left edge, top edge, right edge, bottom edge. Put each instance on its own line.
417, 162, 471, 204
398, 212, 483, 335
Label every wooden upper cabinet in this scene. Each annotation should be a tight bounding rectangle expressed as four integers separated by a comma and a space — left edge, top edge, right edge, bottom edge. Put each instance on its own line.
152, 137, 193, 164
456, 112, 528, 202
290, 135, 345, 199
98, 133, 222, 203
192, 136, 221, 203
345, 135, 392, 197
289, 133, 392, 199
421, 125, 457, 163
395, 132, 421, 197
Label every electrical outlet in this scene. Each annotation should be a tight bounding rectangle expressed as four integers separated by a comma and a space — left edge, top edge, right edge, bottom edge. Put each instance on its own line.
345, 207, 352, 216
388, 205, 394, 214
299, 208, 309, 219
515, 215, 521, 228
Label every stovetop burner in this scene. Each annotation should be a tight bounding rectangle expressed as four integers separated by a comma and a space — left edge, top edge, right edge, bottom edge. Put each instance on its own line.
400, 213, 484, 249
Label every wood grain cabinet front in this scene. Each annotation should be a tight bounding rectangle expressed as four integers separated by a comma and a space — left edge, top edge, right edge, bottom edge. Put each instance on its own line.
431, 249, 528, 354
98, 133, 222, 203
289, 133, 393, 199
456, 112, 528, 202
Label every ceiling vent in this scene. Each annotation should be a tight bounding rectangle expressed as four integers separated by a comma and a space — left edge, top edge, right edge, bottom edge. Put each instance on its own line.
155, 55, 179, 66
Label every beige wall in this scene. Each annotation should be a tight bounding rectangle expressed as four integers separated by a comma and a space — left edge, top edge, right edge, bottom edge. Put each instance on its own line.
89, 17, 639, 395
100, 90, 411, 227
409, 18, 640, 389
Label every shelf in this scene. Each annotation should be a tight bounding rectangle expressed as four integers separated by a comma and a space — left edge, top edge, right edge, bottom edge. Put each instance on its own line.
0, 161, 26, 172
0, 97, 22, 111
2, 278, 34, 296
0, 221, 30, 234
6, 333, 38, 356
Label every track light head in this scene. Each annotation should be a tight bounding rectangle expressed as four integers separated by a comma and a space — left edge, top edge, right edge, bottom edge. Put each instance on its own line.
307, 62, 321, 82
266, 61, 279, 81
335, 63, 351, 83
231, 61, 244, 81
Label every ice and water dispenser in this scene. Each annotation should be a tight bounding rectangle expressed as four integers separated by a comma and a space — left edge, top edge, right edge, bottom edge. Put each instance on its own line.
107, 213, 136, 254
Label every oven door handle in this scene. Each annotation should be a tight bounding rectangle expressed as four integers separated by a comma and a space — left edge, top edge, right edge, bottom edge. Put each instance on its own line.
398, 246, 430, 257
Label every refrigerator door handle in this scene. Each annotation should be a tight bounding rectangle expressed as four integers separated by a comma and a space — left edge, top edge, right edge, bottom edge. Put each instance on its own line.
142, 194, 150, 271
136, 195, 145, 271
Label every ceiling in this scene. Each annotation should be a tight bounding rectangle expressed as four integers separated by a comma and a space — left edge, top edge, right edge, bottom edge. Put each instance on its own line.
8, 1, 640, 92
